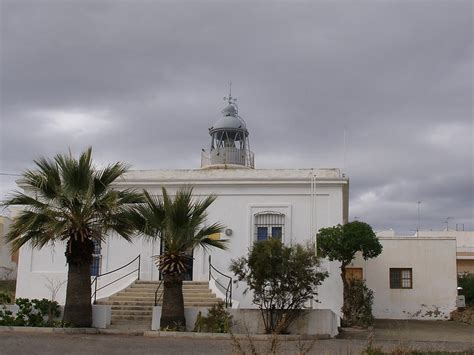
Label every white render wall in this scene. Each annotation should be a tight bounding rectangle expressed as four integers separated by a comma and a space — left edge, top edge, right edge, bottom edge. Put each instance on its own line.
15, 168, 347, 319
350, 237, 457, 319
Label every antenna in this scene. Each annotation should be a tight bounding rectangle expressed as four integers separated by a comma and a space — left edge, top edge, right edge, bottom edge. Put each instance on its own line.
343, 126, 347, 173
417, 201, 421, 232
224, 81, 237, 104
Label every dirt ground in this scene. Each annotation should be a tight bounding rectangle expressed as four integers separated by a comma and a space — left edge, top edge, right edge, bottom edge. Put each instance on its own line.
0, 319, 473, 354
340, 319, 474, 344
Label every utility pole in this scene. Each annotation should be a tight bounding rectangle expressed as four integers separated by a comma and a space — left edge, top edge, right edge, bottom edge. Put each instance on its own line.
445, 217, 454, 231
417, 201, 421, 233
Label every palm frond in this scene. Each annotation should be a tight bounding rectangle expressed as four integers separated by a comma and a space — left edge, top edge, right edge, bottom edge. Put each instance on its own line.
3, 147, 141, 253
137, 186, 226, 276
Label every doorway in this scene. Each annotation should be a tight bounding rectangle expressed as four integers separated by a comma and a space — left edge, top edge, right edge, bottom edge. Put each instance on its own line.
159, 240, 193, 281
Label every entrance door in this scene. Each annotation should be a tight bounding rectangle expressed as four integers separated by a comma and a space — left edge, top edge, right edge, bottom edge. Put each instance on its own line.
159, 240, 193, 281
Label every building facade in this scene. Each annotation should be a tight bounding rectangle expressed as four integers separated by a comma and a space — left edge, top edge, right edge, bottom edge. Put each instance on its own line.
349, 232, 459, 319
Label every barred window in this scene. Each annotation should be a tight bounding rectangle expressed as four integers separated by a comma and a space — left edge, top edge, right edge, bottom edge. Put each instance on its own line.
90, 240, 102, 277
254, 211, 285, 241
389, 268, 412, 289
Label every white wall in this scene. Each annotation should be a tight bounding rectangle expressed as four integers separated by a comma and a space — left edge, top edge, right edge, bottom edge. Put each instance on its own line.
350, 237, 457, 319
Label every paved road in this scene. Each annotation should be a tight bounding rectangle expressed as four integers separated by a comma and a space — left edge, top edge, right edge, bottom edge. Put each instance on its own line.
0, 332, 473, 355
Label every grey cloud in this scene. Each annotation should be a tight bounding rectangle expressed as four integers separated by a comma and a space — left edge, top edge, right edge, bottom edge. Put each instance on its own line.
1, 0, 472, 233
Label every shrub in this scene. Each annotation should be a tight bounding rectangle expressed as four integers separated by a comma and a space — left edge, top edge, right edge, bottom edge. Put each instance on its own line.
0, 293, 11, 305
194, 303, 232, 333
458, 273, 474, 307
230, 239, 328, 334
0, 297, 61, 327
343, 279, 375, 327
0, 280, 16, 302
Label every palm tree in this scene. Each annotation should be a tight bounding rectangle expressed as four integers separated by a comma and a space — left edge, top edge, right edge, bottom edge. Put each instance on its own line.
131, 187, 226, 329
2, 148, 142, 327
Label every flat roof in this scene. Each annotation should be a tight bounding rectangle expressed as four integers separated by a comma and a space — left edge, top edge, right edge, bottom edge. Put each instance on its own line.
118, 168, 347, 184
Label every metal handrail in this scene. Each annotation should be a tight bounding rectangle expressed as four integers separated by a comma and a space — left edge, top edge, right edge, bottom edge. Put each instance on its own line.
154, 280, 163, 306
91, 254, 141, 304
208, 255, 232, 307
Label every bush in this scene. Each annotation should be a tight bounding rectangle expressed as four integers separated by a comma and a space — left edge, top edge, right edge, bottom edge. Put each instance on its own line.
230, 239, 328, 334
0, 280, 16, 302
0, 297, 61, 327
458, 273, 474, 307
0, 293, 11, 305
194, 303, 232, 333
343, 279, 375, 327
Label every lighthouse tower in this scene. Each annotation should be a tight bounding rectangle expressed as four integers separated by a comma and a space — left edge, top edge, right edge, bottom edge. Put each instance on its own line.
201, 87, 254, 169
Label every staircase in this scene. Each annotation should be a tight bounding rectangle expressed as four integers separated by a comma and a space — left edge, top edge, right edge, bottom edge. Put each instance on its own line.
96, 280, 222, 330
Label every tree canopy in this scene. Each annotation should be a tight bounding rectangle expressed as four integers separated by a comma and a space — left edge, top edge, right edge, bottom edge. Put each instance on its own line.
317, 221, 382, 267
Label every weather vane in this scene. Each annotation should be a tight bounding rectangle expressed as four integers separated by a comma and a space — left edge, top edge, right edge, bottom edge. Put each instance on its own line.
223, 81, 237, 104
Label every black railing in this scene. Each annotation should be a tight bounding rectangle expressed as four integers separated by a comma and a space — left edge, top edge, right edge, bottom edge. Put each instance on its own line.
91, 254, 141, 304
208, 255, 232, 307
154, 280, 163, 306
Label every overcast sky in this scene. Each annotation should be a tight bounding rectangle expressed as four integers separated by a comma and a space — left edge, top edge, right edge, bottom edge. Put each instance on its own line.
1, 0, 472, 234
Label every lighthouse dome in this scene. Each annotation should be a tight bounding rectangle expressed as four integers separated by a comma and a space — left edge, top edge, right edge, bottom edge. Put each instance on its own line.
211, 115, 247, 131
209, 102, 247, 133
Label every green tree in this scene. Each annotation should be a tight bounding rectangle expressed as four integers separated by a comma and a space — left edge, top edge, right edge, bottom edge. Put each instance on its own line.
458, 273, 474, 307
317, 221, 382, 326
230, 239, 328, 334
130, 187, 226, 329
2, 148, 142, 327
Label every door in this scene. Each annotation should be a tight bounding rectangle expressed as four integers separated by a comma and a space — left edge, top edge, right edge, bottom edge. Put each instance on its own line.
159, 239, 193, 281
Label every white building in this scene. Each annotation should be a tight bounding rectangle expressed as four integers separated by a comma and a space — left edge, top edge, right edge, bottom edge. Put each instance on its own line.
348, 231, 459, 319
15, 94, 348, 320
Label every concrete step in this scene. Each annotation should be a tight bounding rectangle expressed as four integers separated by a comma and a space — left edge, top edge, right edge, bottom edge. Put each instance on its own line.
119, 290, 215, 296
128, 286, 211, 291
101, 299, 220, 305
112, 315, 152, 322
134, 281, 209, 285
112, 309, 153, 316
131, 282, 210, 286
109, 292, 216, 299
98, 297, 220, 304
112, 303, 154, 310
102, 280, 221, 329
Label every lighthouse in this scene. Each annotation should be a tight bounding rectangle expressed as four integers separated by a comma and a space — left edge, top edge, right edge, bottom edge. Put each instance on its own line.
201, 87, 254, 169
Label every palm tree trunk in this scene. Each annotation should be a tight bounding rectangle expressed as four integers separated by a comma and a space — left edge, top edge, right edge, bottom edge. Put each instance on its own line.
63, 238, 94, 327
160, 273, 185, 329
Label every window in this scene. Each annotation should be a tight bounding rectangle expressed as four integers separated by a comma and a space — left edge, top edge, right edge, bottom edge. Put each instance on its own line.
345, 267, 363, 282
389, 268, 412, 289
90, 240, 102, 277
254, 211, 285, 241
